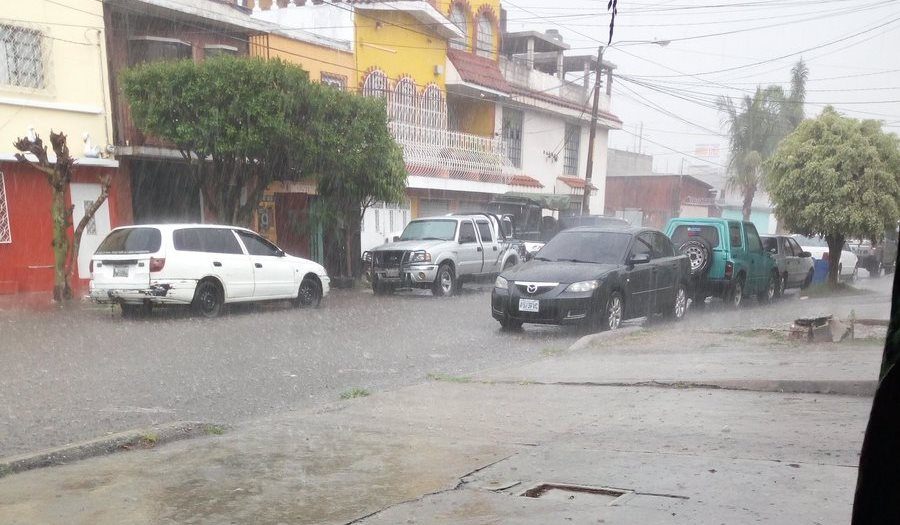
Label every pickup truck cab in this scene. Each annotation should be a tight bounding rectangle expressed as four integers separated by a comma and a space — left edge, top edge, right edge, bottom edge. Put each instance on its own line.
364, 213, 523, 297
664, 218, 778, 308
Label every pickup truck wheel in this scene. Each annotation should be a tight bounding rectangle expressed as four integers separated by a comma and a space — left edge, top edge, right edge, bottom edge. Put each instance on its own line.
432, 263, 456, 297
727, 278, 744, 309
758, 271, 777, 303
679, 238, 712, 276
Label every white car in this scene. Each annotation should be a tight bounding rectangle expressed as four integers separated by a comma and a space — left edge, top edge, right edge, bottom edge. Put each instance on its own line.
791, 234, 859, 282
89, 224, 330, 317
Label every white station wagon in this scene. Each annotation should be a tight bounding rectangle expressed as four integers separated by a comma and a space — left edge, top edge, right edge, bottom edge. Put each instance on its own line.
89, 224, 330, 317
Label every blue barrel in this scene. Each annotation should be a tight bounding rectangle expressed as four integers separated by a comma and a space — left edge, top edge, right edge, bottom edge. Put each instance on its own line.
812, 259, 829, 284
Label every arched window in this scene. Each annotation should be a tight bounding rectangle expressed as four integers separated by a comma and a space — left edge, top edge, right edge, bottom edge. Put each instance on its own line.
362, 69, 388, 98
476, 14, 494, 58
422, 84, 446, 129
391, 77, 418, 124
449, 4, 469, 51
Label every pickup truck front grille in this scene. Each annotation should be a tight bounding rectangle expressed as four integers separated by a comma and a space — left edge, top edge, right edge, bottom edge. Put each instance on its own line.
373, 251, 408, 269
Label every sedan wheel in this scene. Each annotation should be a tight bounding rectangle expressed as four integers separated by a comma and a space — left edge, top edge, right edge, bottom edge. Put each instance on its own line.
671, 285, 687, 320
294, 277, 322, 308
605, 292, 624, 331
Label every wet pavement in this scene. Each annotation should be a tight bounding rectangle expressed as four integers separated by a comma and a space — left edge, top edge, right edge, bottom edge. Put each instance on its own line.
0, 273, 892, 458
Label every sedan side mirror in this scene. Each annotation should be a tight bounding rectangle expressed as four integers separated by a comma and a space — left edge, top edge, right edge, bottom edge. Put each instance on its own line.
276, 249, 286, 257
799, 251, 812, 258
628, 253, 651, 265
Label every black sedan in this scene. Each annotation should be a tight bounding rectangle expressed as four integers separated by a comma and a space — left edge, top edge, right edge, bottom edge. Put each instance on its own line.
491, 226, 692, 331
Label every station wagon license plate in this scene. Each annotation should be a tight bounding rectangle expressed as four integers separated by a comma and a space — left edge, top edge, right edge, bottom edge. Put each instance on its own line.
113, 266, 129, 278
518, 298, 539, 312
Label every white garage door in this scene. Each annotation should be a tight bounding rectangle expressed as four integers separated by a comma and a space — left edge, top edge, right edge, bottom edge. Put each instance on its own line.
418, 199, 450, 218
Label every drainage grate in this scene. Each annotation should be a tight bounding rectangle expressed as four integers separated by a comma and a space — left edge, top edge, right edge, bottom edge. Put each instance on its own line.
521, 483, 631, 505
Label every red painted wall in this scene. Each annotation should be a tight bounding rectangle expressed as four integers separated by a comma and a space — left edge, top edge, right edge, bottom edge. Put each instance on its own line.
604, 175, 714, 229
0, 161, 131, 294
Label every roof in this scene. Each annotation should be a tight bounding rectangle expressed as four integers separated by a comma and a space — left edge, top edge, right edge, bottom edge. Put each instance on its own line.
105, 0, 275, 32
509, 174, 543, 188
508, 85, 622, 127
502, 30, 570, 53
447, 49, 510, 93
350, 1, 464, 40
557, 176, 598, 190
562, 54, 617, 73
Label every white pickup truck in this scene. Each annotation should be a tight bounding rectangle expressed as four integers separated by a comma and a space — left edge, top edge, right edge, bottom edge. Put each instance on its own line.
363, 213, 525, 296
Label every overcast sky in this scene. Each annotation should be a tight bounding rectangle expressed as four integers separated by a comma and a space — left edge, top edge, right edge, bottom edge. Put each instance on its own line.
503, 0, 900, 173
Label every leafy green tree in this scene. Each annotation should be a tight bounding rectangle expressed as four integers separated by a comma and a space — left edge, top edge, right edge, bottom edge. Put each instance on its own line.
306, 89, 407, 278
767, 107, 900, 284
718, 60, 808, 221
122, 57, 315, 226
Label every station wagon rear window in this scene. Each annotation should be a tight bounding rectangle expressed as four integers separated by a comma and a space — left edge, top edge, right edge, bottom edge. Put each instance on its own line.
96, 227, 161, 254
670, 225, 720, 249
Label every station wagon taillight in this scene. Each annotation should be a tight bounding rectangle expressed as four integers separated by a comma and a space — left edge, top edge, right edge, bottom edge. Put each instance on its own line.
724, 261, 734, 280
149, 257, 166, 273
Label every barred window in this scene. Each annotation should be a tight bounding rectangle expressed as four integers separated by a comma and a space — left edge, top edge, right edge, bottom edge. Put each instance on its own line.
475, 15, 494, 58
502, 108, 523, 168
0, 172, 10, 244
422, 84, 446, 129
391, 77, 417, 124
563, 123, 581, 175
362, 69, 388, 98
449, 5, 468, 51
320, 72, 346, 90
0, 24, 45, 89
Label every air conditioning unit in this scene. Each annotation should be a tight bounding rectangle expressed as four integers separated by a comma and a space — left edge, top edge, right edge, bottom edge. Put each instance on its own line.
434, 64, 444, 76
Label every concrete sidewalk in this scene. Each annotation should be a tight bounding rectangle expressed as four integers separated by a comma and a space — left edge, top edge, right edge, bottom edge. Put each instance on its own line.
0, 323, 880, 524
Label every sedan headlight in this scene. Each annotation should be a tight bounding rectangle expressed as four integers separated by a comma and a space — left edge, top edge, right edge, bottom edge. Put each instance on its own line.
408, 250, 432, 264
564, 280, 599, 293
495, 276, 509, 289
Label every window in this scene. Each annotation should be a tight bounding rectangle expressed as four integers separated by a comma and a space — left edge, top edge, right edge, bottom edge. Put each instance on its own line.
174, 228, 243, 254
729, 222, 743, 248
96, 228, 162, 254
362, 69, 388, 98
204, 45, 238, 58
320, 72, 346, 90
763, 236, 779, 254
539, 231, 632, 264
459, 221, 477, 243
236, 230, 281, 257
391, 77, 417, 124
0, 172, 10, 243
745, 223, 763, 252
128, 37, 192, 65
632, 233, 653, 259
503, 108, 523, 168
475, 15, 494, 58
0, 24, 45, 89
670, 225, 720, 249
400, 219, 457, 241
788, 238, 804, 256
449, 4, 469, 50
563, 124, 580, 176
476, 220, 493, 242
651, 232, 674, 258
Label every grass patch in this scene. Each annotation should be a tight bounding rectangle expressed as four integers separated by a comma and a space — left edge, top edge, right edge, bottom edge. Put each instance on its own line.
426, 373, 472, 383
541, 346, 565, 357
204, 424, 225, 436
339, 387, 370, 400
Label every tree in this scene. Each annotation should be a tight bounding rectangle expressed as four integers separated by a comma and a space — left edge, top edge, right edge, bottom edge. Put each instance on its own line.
718, 60, 808, 221
13, 131, 111, 302
767, 107, 900, 284
122, 57, 316, 227
307, 88, 407, 279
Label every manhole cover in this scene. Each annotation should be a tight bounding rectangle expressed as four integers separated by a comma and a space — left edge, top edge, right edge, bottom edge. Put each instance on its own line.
521, 483, 631, 505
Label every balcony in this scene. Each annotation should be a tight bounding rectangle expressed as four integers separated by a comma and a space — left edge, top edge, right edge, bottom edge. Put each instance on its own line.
500, 56, 611, 112
389, 121, 520, 186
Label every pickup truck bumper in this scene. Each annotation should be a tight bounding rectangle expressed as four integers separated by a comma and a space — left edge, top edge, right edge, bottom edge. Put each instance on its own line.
371, 264, 438, 286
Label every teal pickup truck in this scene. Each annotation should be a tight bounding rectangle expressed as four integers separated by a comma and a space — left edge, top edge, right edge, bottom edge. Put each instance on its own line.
664, 218, 778, 308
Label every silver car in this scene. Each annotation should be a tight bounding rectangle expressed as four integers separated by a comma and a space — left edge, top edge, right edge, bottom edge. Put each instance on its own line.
761, 235, 815, 295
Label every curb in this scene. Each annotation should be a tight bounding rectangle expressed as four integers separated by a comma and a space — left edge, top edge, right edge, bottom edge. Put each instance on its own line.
568, 325, 643, 352
0, 421, 224, 478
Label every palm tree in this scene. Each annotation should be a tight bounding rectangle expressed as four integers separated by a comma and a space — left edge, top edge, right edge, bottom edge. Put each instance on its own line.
718, 60, 808, 221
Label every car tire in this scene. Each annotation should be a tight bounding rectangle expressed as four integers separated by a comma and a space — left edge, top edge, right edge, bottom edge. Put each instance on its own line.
801, 269, 814, 289
432, 263, 456, 297
679, 238, 712, 276
191, 280, 223, 318
665, 283, 688, 321
774, 273, 786, 298
758, 271, 777, 304
602, 291, 624, 331
293, 276, 322, 308
727, 278, 744, 309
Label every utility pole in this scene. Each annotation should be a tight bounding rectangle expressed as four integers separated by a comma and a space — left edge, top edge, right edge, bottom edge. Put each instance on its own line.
581, 45, 604, 216
637, 122, 643, 153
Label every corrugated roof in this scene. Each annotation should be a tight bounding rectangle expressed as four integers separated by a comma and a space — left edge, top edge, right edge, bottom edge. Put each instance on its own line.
447, 49, 510, 93
509, 174, 543, 188
557, 176, 597, 190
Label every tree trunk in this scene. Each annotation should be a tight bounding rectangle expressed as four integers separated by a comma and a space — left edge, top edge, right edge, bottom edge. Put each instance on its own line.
742, 191, 754, 222
825, 234, 845, 286
344, 226, 353, 279
50, 188, 72, 302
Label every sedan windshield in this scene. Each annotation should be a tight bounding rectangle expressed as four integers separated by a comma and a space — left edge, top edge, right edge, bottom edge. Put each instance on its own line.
399, 220, 457, 241
536, 231, 632, 264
